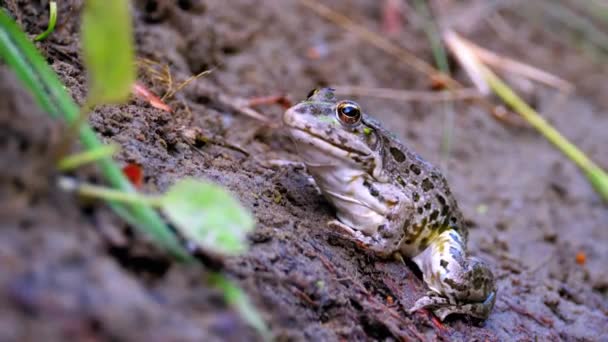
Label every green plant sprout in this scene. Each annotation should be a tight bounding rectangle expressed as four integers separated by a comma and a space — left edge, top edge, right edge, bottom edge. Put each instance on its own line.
34, 1, 57, 41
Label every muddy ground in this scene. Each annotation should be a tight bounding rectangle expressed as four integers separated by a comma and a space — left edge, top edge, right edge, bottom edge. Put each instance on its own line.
1, 0, 607, 341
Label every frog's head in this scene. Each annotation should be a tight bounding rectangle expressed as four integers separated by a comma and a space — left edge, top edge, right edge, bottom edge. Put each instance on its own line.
283, 88, 382, 172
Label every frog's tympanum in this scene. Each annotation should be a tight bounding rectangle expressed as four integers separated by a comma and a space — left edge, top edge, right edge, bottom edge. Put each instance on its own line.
283, 88, 496, 321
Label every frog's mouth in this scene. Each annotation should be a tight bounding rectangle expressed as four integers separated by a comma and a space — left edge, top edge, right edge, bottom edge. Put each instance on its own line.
287, 126, 370, 163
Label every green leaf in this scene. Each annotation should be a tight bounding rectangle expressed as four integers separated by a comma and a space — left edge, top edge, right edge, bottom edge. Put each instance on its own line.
162, 178, 255, 255
81, 0, 135, 105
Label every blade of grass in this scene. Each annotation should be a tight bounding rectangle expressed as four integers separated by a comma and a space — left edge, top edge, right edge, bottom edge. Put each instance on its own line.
480, 64, 608, 202
412, 0, 455, 171
81, 0, 134, 105
0, 9, 191, 260
34, 1, 57, 41
209, 273, 270, 341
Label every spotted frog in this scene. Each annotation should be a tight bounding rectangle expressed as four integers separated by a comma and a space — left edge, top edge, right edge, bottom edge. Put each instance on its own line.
283, 88, 496, 321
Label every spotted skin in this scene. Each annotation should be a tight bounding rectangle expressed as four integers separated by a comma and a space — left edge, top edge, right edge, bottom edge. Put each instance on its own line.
283, 88, 496, 321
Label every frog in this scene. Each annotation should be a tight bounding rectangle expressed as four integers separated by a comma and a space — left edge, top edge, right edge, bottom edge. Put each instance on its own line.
282, 88, 496, 321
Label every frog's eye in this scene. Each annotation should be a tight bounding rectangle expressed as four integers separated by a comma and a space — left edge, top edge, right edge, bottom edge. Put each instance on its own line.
336, 100, 362, 126
306, 88, 319, 99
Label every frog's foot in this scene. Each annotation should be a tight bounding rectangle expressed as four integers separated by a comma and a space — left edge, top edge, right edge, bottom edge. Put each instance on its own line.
327, 220, 394, 257
412, 230, 497, 321
409, 290, 496, 321
327, 219, 372, 249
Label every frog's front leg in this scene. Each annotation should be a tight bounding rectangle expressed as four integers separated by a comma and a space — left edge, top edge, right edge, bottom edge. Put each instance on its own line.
410, 230, 496, 321
327, 220, 399, 258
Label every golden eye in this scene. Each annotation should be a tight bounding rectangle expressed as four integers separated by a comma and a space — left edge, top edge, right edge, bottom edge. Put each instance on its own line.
336, 100, 362, 126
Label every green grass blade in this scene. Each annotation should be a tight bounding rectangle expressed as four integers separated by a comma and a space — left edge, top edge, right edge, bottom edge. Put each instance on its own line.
412, 0, 455, 171
481, 64, 608, 202
81, 0, 135, 105
209, 273, 270, 341
0, 9, 190, 260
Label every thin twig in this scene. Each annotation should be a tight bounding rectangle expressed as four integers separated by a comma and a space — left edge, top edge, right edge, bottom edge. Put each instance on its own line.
450, 32, 573, 92
162, 69, 213, 101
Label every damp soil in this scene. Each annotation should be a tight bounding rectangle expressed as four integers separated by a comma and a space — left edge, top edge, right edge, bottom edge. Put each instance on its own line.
1, 0, 607, 341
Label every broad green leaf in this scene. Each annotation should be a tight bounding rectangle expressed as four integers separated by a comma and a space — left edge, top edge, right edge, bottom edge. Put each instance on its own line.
81, 0, 134, 104
162, 179, 255, 255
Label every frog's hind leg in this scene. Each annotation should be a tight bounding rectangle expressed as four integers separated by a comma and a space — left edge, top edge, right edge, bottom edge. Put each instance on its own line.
409, 230, 496, 321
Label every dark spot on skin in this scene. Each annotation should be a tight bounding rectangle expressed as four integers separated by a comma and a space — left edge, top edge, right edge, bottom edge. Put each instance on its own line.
440, 259, 449, 269
396, 176, 406, 187
338, 136, 348, 144
412, 192, 420, 202
445, 278, 468, 291
390, 147, 406, 163
441, 205, 450, 216
419, 237, 428, 250
409, 164, 421, 175
410, 180, 418, 186
370, 188, 379, 197
421, 178, 434, 192
404, 239, 413, 244
472, 272, 485, 289
450, 217, 457, 223
417, 207, 423, 214
438, 221, 451, 234
424, 202, 431, 210
352, 156, 362, 163
429, 210, 439, 221
436, 194, 446, 205
304, 124, 312, 130
401, 219, 411, 232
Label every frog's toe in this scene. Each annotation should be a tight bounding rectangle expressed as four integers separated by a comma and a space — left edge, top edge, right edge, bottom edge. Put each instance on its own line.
410, 291, 496, 321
